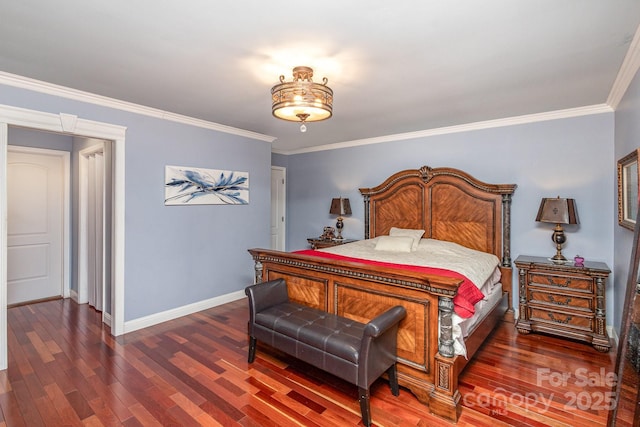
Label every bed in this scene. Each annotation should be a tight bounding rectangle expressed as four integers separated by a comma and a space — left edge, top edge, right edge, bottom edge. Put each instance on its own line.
248, 165, 516, 421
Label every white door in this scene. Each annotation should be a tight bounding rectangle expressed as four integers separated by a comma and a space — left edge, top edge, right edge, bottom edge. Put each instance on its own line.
7, 150, 65, 304
270, 167, 286, 250
79, 144, 106, 312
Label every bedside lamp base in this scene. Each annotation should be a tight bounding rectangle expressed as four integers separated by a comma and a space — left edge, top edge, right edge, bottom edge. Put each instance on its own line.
335, 217, 344, 240
550, 223, 567, 263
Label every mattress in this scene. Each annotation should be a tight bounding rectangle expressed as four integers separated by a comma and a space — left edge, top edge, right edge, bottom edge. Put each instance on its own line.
453, 267, 503, 358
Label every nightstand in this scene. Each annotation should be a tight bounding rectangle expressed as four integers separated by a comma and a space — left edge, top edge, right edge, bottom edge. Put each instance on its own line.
514, 255, 611, 352
307, 238, 357, 250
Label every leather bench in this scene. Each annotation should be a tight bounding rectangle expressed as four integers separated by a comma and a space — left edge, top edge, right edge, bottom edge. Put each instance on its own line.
245, 278, 406, 427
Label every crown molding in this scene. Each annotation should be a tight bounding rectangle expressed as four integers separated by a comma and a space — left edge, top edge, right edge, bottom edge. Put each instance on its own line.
0, 71, 276, 143
276, 104, 614, 155
0, 70, 622, 156
607, 23, 640, 109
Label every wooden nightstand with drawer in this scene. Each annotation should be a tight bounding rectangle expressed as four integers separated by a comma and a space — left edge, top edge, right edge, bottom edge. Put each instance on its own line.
514, 255, 611, 352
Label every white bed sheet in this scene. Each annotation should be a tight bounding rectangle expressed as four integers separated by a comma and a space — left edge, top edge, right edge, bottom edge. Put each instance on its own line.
319, 237, 500, 291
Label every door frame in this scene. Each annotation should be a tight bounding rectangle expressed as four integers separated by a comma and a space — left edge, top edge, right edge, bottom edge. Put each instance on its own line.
7, 146, 71, 300
0, 104, 126, 370
271, 166, 286, 251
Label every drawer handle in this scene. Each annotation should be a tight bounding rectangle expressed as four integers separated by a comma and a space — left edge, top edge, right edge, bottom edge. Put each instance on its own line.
548, 295, 572, 306
545, 277, 571, 287
548, 313, 572, 324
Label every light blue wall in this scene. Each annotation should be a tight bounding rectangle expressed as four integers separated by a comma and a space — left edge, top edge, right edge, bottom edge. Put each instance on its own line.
614, 69, 640, 332
272, 152, 288, 168
1, 84, 272, 321
122, 117, 270, 320
283, 113, 616, 324
8, 127, 73, 151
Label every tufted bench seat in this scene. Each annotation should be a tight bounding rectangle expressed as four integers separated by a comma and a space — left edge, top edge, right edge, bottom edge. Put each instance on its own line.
245, 278, 406, 427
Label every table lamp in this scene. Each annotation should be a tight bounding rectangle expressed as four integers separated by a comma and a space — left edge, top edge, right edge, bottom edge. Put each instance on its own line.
329, 197, 352, 240
535, 197, 579, 262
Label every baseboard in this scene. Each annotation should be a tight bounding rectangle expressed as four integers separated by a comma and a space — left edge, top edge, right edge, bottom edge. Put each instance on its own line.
103, 311, 112, 327
8, 295, 62, 309
123, 290, 246, 334
609, 325, 618, 347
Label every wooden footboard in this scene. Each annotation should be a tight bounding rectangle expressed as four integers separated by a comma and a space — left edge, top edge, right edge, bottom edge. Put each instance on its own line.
248, 248, 509, 421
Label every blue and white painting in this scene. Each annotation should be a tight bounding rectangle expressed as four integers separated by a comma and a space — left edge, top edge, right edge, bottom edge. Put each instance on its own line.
164, 165, 249, 205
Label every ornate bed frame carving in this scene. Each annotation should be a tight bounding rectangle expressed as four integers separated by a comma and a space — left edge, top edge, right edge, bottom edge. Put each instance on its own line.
248, 166, 516, 422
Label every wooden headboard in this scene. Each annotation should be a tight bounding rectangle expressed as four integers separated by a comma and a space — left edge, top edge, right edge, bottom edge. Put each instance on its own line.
359, 165, 517, 267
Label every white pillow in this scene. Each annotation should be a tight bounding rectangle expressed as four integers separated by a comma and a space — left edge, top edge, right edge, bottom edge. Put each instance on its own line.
389, 227, 425, 251
374, 236, 414, 252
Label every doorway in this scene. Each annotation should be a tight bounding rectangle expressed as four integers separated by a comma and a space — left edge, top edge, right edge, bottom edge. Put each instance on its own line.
77, 141, 112, 322
0, 105, 126, 370
271, 166, 286, 251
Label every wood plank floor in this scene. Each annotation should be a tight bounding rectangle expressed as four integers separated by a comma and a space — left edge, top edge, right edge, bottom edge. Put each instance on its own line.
0, 298, 628, 426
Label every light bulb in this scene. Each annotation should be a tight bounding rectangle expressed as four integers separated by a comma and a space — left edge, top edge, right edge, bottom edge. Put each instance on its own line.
300, 123, 307, 132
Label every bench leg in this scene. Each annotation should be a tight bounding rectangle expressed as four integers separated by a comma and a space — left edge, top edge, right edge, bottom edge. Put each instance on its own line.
387, 364, 399, 396
248, 337, 257, 363
358, 387, 371, 427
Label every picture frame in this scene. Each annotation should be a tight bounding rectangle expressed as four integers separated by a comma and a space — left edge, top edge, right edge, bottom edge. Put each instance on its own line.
618, 149, 640, 230
164, 165, 249, 206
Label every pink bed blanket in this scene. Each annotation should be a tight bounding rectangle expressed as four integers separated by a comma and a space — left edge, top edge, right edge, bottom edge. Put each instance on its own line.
294, 250, 485, 318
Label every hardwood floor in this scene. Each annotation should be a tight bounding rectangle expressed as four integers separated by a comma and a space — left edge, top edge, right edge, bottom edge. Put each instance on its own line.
0, 298, 625, 426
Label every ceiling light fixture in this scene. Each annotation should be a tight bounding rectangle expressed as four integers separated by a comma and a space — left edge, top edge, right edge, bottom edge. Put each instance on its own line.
271, 66, 333, 133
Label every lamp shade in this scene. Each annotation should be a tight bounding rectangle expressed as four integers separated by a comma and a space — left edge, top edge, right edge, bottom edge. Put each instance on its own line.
271, 66, 333, 123
535, 197, 579, 225
330, 198, 352, 216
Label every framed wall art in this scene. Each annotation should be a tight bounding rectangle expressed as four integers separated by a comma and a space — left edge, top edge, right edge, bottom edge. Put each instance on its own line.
618, 149, 640, 230
164, 165, 249, 206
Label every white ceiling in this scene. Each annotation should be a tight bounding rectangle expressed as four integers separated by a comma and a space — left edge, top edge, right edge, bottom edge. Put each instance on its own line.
1, 1, 639, 153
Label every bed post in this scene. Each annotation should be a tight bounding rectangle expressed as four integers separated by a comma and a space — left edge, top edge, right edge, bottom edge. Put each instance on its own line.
253, 260, 263, 284
437, 297, 455, 358
501, 193, 515, 322
362, 194, 371, 239
431, 295, 462, 421
501, 193, 513, 268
